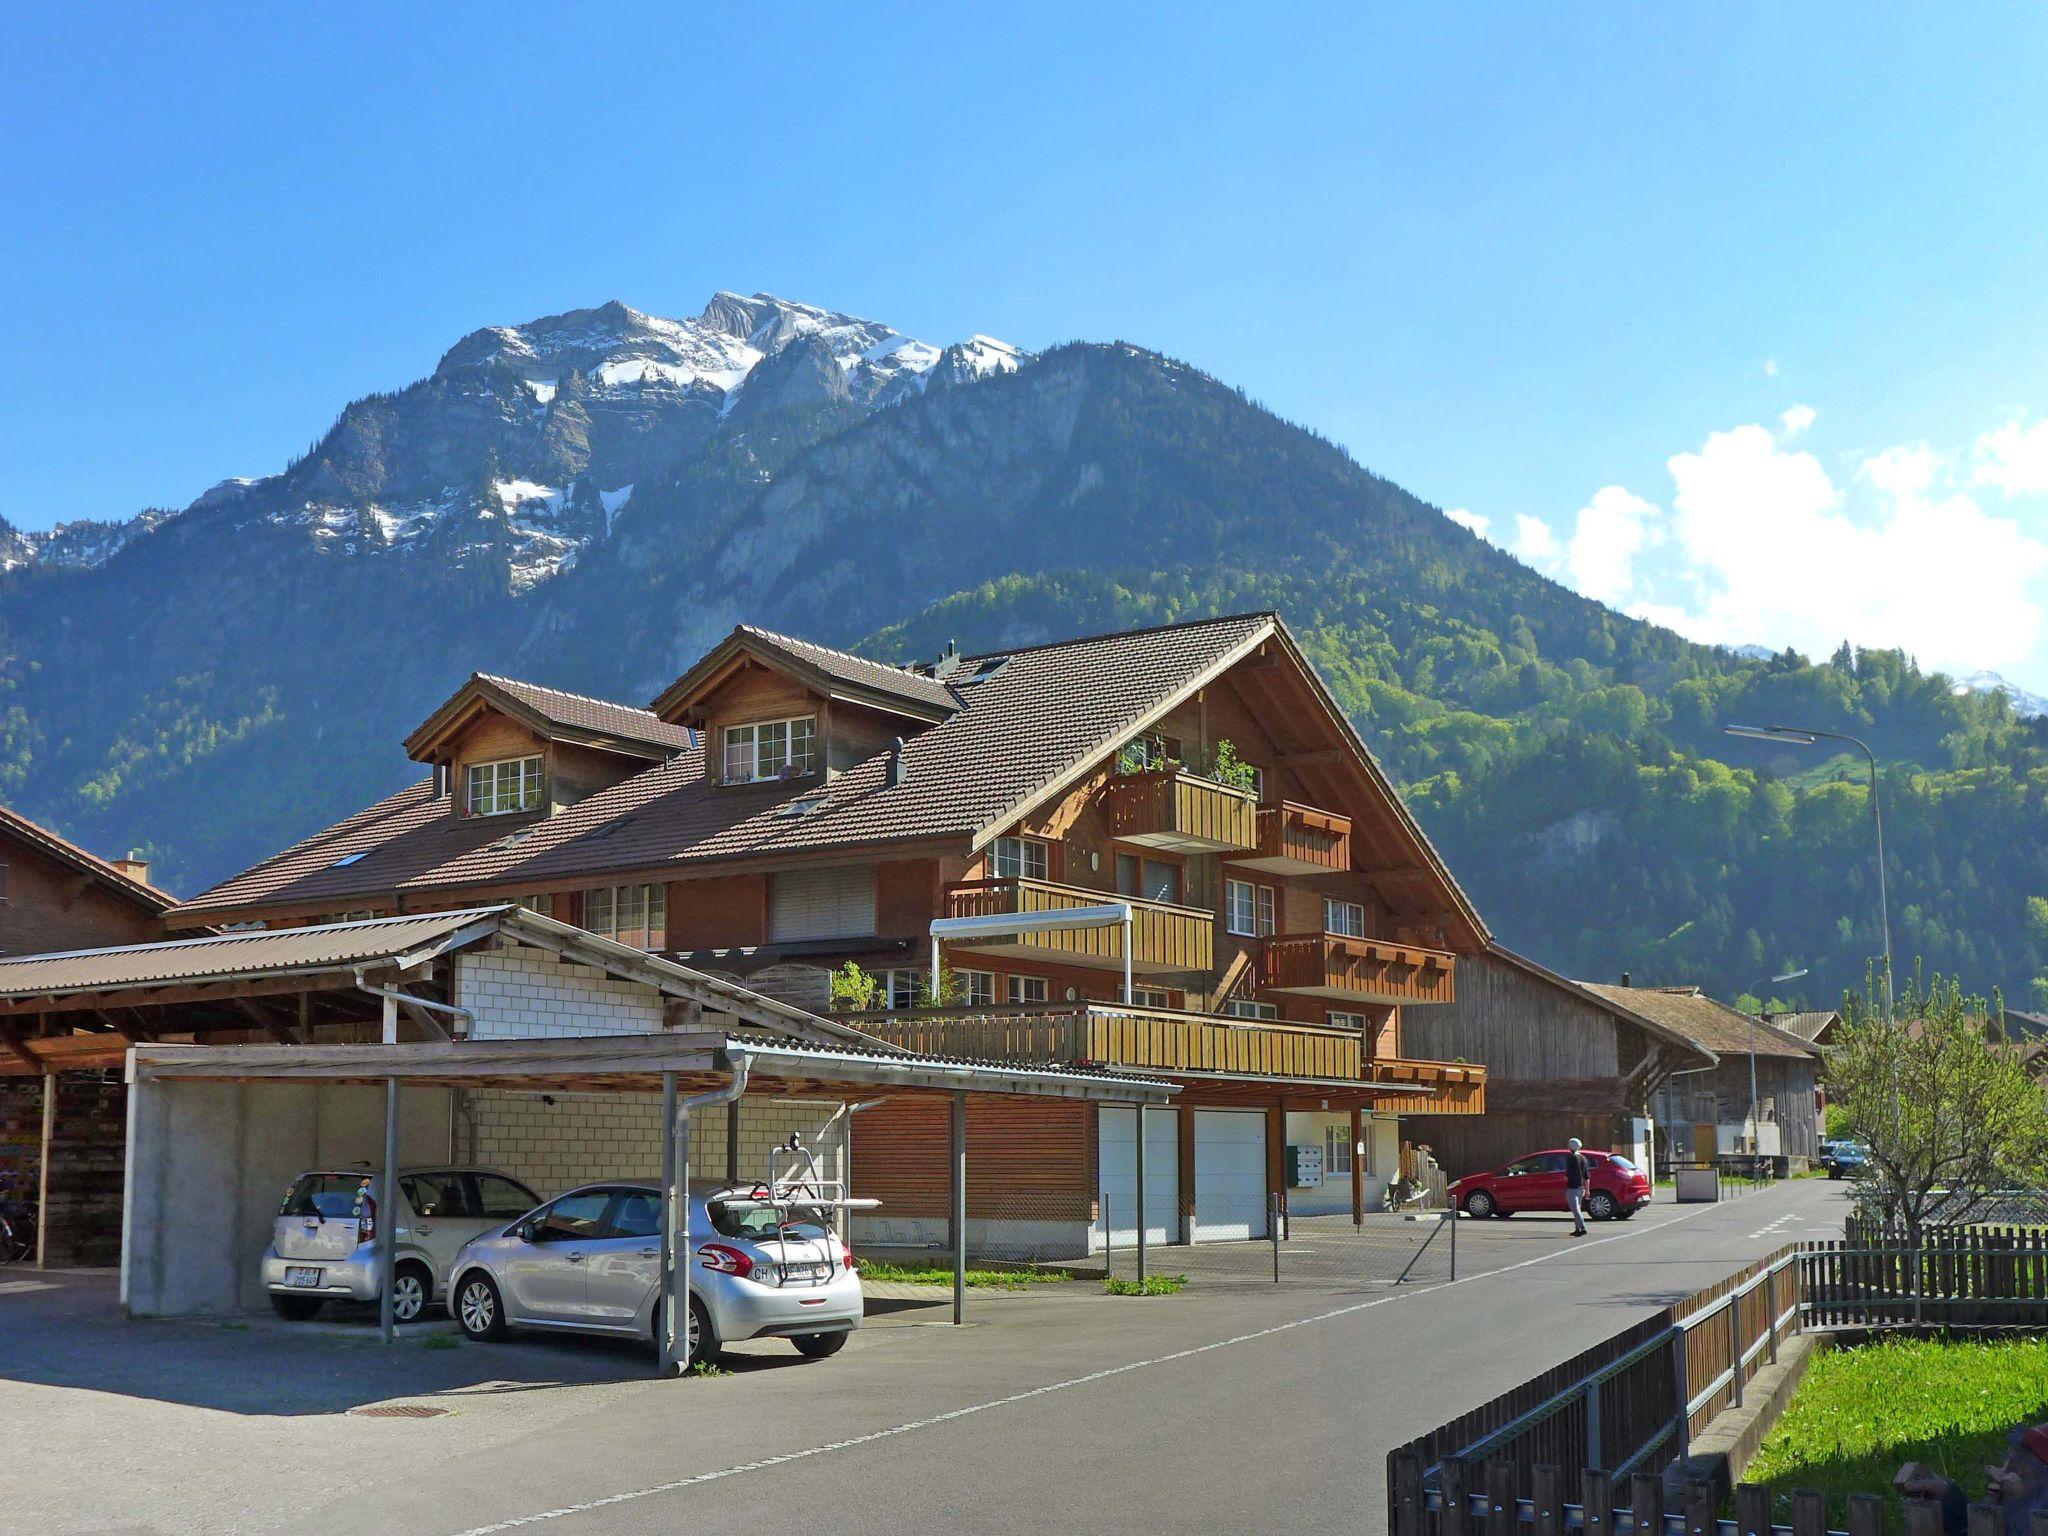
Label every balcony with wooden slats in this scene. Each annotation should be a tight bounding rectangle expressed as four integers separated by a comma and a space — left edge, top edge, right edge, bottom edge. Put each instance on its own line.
1102, 769, 1259, 854
1231, 800, 1353, 876
943, 877, 1214, 976
1256, 933, 1457, 1005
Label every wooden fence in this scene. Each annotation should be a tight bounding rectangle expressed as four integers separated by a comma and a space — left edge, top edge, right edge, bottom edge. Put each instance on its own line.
1804, 1224, 2048, 1328
1390, 1453, 2048, 1536
1386, 1247, 1803, 1515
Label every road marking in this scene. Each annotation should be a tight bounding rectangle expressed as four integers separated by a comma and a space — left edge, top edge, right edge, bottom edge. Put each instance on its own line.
443, 1192, 1779, 1534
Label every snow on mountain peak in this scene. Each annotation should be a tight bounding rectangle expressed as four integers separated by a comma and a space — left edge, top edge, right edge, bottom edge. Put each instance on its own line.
1951, 669, 2048, 719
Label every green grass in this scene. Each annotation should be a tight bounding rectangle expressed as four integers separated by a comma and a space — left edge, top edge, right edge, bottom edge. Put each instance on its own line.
1102, 1273, 1187, 1296
1741, 1335, 2048, 1535
856, 1260, 1070, 1290
420, 1332, 459, 1351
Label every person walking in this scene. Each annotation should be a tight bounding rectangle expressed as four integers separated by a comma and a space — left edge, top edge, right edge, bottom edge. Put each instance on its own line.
1564, 1138, 1591, 1237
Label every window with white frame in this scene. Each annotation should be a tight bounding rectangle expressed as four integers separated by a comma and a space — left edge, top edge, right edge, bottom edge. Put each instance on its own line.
885, 969, 922, 1010
960, 969, 997, 1007
1324, 1122, 1354, 1175
1116, 852, 1182, 904
582, 883, 667, 949
1007, 974, 1050, 1004
991, 835, 1049, 881
722, 716, 817, 784
1328, 1010, 1371, 1032
1223, 999, 1278, 1020
1226, 879, 1276, 937
517, 893, 554, 917
467, 756, 543, 816
1244, 763, 1266, 801
1325, 898, 1367, 938
1131, 987, 1173, 1009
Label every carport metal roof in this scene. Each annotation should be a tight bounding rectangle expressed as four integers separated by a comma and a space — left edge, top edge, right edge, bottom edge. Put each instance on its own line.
125, 1031, 1178, 1103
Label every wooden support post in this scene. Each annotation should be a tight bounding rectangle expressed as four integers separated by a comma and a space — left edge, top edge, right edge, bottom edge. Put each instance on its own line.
1630, 1473, 1662, 1536
1440, 1459, 1471, 1536
1582, 1470, 1612, 1536
1684, 1479, 1716, 1536
1967, 1505, 2002, 1536
1794, 1490, 1830, 1536
1846, 1494, 1884, 1536
1735, 1485, 1771, 1536
1532, 1465, 1563, 1536
1485, 1463, 1516, 1536
1393, 1451, 1426, 1536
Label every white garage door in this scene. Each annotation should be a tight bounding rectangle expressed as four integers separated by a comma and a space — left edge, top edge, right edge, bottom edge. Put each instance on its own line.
1193, 1109, 1269, 1241
1097, 1106, 1179, 1249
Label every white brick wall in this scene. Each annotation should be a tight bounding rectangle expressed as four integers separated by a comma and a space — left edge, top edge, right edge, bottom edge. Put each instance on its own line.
455, 946, 664, 1039
464, 1090, 847, 1202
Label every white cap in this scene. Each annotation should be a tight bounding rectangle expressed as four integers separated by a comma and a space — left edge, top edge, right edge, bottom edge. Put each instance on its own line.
1568, 1137, 1582, 1150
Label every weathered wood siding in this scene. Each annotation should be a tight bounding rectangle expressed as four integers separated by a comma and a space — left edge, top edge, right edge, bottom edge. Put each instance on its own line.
1400, 950, 1621, 1079
39, 1074, 126, 1267
851, 1097, 1094, 1222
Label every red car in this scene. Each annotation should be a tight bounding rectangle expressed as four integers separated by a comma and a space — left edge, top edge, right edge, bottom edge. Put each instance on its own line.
1449, 1149, 1651, 1222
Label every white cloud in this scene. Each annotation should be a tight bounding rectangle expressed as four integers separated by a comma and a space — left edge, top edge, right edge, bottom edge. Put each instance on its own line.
1973, 417, 2048, 497
1444, 507, 1491, 538
1779, 403, 1816, 440
1511, 513, 1561, 565
1563, 485, 1662, 603
1764, 358, 1780, 377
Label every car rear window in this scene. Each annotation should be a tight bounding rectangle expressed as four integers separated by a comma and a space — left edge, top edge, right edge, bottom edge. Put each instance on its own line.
707, 1199, 829, 1242
1606, 1155, 1639, 1173
281, 1173, 368, 1219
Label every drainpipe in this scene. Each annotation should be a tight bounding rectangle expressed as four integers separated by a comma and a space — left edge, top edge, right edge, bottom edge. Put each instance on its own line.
661, 1052, 752, 1376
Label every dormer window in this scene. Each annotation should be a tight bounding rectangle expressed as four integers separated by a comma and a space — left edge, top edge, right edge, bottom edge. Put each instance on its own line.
467, 755, 543, 816
722, 716, 816, 784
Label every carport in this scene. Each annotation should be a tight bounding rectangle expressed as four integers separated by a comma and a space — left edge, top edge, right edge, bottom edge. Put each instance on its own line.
126, 1032, 1173, 1371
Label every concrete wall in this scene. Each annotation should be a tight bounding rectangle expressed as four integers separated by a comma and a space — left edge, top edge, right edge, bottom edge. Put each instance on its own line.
122, 1077, 454, 1318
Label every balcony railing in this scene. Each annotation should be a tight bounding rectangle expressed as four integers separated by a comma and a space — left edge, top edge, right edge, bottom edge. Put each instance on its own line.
943, 877, 1214, 976
846, 1003, 1367, 1081
1257, 933, 1457, 1005
1232, 800, 1353, 876
1103, 769, 1259, 854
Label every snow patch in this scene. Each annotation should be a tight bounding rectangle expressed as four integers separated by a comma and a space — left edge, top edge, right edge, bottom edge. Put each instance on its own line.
600, 484, 633, 532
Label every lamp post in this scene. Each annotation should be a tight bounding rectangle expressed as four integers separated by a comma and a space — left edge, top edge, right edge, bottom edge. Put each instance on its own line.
1724, 724, 1896, 1018
1749, 966, 1808, 1154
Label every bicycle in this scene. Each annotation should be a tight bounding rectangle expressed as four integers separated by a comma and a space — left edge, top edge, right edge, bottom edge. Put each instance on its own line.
0, 1187, 36, 1264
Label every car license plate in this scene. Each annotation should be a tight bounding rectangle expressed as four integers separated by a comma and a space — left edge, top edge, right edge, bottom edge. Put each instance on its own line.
286, 1266, 322, 1288
779, 1262, 831, 1285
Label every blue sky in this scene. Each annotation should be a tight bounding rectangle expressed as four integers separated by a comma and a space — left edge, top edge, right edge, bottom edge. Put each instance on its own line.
7, 6, 2048, 685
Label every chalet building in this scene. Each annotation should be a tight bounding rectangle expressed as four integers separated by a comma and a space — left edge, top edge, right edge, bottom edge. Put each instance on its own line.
172, 614, 1489, 1253
0, 805, 177, 1267
1587, 983, 1823, 1167
1399, 946, 1715, 1180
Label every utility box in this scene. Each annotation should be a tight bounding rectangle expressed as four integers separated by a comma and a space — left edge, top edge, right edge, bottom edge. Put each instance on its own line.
1285, 1144, 1324, 1188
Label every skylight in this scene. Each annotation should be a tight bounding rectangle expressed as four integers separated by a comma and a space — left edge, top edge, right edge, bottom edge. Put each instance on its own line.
331, 852, 369, 868
776, 794, 829, 819
956, 656, 1011, 686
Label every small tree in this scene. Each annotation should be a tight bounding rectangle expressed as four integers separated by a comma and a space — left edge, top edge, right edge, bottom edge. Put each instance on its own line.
828, 962, 880, 1014
1206, 738, 1259, 792
916, 958, 966, 1008
1830, 967, 2048, 1244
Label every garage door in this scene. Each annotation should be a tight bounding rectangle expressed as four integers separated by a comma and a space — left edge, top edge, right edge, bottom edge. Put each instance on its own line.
1193, 1109, 1268, 1241
1097, 1106, 1179, 1249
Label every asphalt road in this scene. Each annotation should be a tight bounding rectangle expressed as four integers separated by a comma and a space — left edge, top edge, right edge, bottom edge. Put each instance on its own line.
1, 1180, 1848, 1536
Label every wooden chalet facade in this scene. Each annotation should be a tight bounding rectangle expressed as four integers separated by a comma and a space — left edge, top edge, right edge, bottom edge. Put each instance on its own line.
0, 805, 178, 1267
173, 614, 1490, 1251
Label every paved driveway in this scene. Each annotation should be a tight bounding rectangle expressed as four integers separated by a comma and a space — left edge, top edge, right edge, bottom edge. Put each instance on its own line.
0, 1180, 1847, 1535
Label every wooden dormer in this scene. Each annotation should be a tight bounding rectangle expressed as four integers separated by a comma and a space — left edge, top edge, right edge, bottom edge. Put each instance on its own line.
650, 625, 959, 788
404, 673, 690, 817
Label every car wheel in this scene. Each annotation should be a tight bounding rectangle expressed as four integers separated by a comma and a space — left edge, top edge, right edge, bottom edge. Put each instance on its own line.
792, 1331, 848, 1360
1587, 1191, 1618, 1222
455, 1272, 507, 1341
270, 1293, 323, 1321
1463, 1190, 1496, 1219
389, 1261, 431, 1324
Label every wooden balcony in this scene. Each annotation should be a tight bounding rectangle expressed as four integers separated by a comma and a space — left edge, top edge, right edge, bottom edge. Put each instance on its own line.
943, 877, 1214, 976
1231, 800, 1353, 876
1256, 934, 1457, 1005
848, 1004, 1366, 1082
1103, 769, 1258, 854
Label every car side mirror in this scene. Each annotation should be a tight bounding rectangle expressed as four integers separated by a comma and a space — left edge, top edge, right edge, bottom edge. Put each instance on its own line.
518, 1220, 540, 1242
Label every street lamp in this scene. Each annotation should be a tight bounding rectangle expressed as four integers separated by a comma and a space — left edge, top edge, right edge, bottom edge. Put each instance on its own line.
1749, 966, 1808, 1154
1724, 723, 1896, 1018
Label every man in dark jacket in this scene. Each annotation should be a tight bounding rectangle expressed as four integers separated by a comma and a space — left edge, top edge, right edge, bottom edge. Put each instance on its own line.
1564, 1138, 1590, 1236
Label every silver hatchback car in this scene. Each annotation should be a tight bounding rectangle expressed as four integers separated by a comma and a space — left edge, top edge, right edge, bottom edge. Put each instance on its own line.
264, 1166, 542, 1323
446, 1181, 862, 1363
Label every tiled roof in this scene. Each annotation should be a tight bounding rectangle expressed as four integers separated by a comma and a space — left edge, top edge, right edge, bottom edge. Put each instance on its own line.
0, 803, 176, 914
478, 674, 693, 753
1766, 1009, 1840, 1043
1580, 984, 1819, 1060
181, 615, 1278, 918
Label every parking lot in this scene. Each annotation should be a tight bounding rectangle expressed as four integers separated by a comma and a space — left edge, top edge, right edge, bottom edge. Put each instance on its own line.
0, 1180, 1849, 1536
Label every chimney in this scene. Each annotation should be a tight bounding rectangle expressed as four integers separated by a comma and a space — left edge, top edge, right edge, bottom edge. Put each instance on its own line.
932, 639, 963, 680
1620, 970, 1631, 988
112, 852, 150, 885
887, 737, 909, 788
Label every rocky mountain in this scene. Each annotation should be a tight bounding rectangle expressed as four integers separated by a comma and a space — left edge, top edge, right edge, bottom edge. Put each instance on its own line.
1953, 670, 2048, 720
2, 292, 2043, 1009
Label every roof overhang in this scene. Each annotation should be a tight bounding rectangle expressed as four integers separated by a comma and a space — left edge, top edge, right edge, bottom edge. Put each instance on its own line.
403, 676, 679, 766
126, 1032, 1177, 1104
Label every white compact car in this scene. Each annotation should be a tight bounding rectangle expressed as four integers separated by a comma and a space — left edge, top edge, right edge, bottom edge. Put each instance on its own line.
263, 1166, 542, 1323
445, 1181, 862, 1363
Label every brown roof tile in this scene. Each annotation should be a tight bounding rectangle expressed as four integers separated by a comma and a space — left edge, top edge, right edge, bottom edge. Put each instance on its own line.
1579, 984, 1819, 1059
0, 803, 177, 914
478, 674, 693, 753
